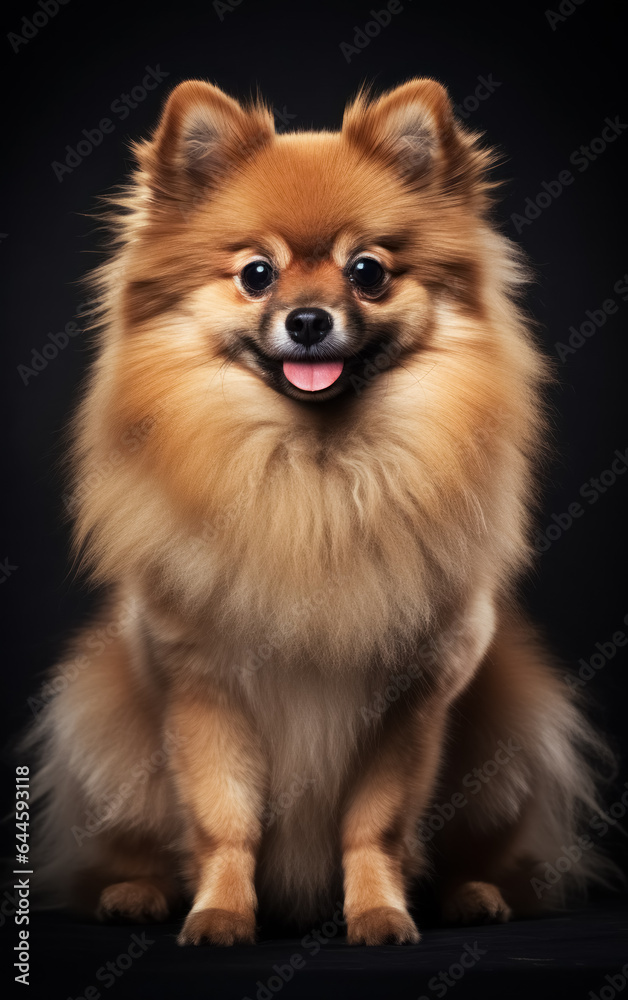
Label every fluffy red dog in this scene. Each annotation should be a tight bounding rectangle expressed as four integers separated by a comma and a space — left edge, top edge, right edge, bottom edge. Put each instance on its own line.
29, 78, 612, 945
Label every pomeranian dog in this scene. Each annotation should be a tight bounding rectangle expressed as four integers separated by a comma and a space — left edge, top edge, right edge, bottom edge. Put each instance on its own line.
28, 77, 614, 946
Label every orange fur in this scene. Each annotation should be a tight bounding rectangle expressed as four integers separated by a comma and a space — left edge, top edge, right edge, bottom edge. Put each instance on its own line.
26, 77, 616, 945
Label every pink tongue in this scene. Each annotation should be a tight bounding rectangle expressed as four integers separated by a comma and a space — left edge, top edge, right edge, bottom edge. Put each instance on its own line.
282, 359, 344, 391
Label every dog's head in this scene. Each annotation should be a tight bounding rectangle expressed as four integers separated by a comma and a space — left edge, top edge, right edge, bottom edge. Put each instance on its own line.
113, 78, 494, 408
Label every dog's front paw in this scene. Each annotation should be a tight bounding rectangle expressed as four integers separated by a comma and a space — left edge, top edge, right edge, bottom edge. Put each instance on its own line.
177, 907, 256, 946
346, 906, 420, 945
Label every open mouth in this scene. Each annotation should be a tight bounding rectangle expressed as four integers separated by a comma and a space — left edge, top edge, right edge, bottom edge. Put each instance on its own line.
241, 337, 397, 401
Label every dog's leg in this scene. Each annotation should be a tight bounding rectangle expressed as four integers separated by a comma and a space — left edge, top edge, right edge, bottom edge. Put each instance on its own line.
441, 879, 512, 925
96, 843, 181, 923
436, 810, 519, 925
172, 692, 267, 946
342, 704, 451, 946
343, 594, 499, 945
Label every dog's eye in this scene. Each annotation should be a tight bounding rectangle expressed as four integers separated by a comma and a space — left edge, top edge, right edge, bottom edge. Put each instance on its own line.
349, 257, 385, 290
241, 260, 275, 294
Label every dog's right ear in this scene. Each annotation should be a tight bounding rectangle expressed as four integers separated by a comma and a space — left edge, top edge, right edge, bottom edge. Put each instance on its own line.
139, 80, 275, 200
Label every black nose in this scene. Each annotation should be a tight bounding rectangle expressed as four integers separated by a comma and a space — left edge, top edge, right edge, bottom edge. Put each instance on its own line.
285, 308, 333, 348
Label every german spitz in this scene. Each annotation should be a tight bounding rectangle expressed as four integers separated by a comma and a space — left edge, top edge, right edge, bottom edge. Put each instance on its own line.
28, 78, 613, 945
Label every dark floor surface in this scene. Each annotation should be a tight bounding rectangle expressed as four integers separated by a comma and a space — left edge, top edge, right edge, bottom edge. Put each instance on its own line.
12, 898, 628, 1000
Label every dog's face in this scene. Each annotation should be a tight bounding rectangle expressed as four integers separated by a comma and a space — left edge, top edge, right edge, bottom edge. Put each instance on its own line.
114, 79, 491, 411
202, 191, 417, 404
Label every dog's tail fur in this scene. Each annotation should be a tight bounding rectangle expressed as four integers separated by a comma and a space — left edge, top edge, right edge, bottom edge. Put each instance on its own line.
430, 616, 623, 913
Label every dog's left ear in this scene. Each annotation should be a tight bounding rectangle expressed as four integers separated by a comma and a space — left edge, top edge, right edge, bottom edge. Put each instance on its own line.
342, 78, 459, 183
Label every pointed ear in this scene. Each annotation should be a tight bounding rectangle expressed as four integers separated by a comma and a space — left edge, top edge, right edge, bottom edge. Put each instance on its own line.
141, 80, 275, 198
342, 78, 459, 183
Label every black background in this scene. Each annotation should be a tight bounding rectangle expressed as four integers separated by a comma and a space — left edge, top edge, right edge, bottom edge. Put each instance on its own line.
2, 0, 627, 996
